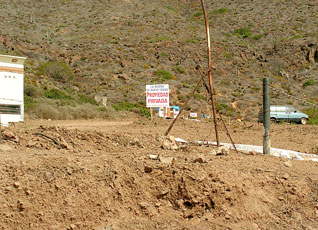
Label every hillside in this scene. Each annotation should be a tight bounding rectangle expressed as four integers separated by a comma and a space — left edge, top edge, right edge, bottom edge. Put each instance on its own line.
0, 0, 318, 120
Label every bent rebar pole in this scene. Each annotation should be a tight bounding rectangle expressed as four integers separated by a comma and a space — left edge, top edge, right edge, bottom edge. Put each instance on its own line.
200, 0, 220, 146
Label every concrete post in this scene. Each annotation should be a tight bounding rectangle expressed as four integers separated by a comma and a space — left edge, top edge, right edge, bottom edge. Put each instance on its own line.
263, 78, 270, 154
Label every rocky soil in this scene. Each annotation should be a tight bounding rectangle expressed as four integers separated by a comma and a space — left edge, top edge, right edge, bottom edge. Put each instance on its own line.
0, 118, 318, 230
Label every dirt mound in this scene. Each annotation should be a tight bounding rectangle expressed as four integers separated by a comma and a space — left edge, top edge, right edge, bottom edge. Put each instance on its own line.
1, 125, 149, 152
1, 120, 318, 230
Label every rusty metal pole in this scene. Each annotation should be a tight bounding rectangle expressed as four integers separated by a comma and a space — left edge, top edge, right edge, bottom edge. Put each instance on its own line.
200, 0, 220, 146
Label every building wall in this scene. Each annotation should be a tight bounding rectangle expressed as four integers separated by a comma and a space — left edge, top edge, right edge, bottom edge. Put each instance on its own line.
0, 72, 24, 105
0, 55, 26, 126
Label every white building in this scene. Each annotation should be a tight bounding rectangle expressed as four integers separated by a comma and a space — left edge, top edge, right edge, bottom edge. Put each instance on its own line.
0, 55, 27, 126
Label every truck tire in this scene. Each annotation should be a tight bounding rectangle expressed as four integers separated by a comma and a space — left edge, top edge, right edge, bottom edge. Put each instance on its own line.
270, 118, 277, 123
300, 118, 307, 125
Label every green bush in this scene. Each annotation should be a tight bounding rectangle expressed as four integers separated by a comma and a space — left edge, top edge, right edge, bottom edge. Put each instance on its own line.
160, 52, 169, 57
24, 84, 42, 98
156, 69, 175, 81
173, 65, 186, 74
305, 108, 318, 125
234, 28, 252, 39
194, 93, 206, 100
24, 95, 37, 110
193, 12, 203, 17
149, 36, 172, 43
252, 34, 264, 40
183, 81, 191, 88
44, 89, 73, 100
303, 79, 315, 88
211, 8, 228, 14
78, 94, 99, 105
223, 53, 231, 59
216, 103, 238, 117
166, 6, 176, 12
186, 39, 199, 44
37, 62, 74, 82
177, 95, 185, 101
112, 102, 150, 117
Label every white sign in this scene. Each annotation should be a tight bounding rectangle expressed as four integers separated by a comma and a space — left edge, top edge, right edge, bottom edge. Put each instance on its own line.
146, 84, 169, 108
189, 113, 198, 118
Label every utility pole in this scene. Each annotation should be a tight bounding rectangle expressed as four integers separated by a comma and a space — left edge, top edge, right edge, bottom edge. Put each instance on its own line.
200, 0, 220, 146
263, 78, 270, 154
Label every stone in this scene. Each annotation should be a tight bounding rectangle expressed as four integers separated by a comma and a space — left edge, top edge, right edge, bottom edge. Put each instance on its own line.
4, 186, 12, 193
162, 140, 171, 150
282, 173, 289, 180
211, 147, 230, 156
157, 136, 165, 144
278, 196, 284, 201
247, 151, 258, 156
170, 143, 179, 150
60, 141, 73, 150
169, 136, 175, 143
149, 154, 158, 160
44, 172, 55, 183
69, 224, 76, 230
144, 166, 153, 173
17, 200, 25, 211
216, 146, 230, 156
284, 160, 292, 168
160, 190, 169, 196
251, 223, 260, 230
27, 140, 37, 148
3, 131, 17, 140
159, 156, 175, 164
66, 167, 73, 175
139, 202, 149, 209
13, 182, 20, 188
55, 184, 61, 190
193, 154, 207, 163
130, 138, 145, 148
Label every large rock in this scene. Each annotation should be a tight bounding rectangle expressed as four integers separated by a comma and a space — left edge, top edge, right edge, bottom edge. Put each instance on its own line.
284, 160, 292, 168
159, 156, 175, 164
162, 140, 172, 150
193, 154, 207, 163
144, 165, 153, 173
211, 146, 230, 156
161, 136, 179, 150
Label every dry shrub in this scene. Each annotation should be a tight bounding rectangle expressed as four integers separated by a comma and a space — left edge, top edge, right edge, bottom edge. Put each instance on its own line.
37, 62, 74, 83
32, 102, 114, 120
33, 104, 60, 120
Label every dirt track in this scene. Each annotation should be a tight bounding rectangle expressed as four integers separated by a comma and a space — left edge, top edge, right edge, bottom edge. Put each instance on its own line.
1, 118, 318, 230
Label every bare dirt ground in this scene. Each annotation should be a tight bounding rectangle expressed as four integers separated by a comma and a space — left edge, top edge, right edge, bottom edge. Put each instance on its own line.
1, 118, 318, 230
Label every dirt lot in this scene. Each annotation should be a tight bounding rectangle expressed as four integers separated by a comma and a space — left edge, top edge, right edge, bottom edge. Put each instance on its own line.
1, 118, 318, 230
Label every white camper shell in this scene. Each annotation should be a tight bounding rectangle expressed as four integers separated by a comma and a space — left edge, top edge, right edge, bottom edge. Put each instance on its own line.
0, 54, 26, 126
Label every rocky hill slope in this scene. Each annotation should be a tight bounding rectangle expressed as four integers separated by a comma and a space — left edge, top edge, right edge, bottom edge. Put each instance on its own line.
0, 0, 317, 120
